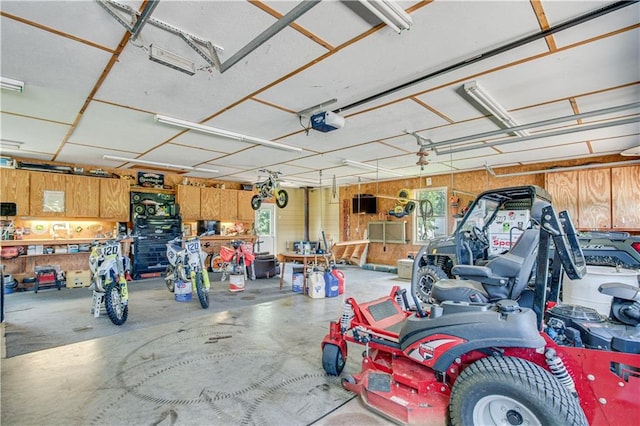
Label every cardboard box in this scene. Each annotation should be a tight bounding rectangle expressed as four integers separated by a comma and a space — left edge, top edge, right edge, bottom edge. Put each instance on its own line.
397, 258, 414, 280
66, 270, 91, 288
67, 244, 79, 253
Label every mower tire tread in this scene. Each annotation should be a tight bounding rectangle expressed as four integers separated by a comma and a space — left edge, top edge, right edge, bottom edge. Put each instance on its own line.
322, 343, 345, 376
450, 356, 587, 426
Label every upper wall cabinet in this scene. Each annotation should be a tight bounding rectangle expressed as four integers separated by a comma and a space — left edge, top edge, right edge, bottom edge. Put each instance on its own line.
99, 178, 130, 221
29, 172, 68, 216
200, 187, 221, 219
546, 165, 639, 231
237, 190, 255, 221
67, 175, 100, 217
176, 185, 202, 221
0, 168, 30, 216
611, 165, 640, 229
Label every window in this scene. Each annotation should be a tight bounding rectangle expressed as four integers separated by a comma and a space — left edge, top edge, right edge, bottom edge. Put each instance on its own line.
413, 187, 448, 243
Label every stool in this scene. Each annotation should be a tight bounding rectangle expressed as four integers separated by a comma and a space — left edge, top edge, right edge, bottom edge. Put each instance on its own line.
34, 267, 61, 293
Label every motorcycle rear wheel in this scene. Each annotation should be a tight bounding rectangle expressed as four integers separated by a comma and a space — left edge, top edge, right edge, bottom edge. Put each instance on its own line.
104, 281, 128, 325
195, 271, 209, 309
251, 195, 262, 210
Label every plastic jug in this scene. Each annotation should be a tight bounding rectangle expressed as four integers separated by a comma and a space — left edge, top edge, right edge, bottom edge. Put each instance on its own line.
331, 266, 345, 295
324, 270, 339, 297
308, 269, 325, 298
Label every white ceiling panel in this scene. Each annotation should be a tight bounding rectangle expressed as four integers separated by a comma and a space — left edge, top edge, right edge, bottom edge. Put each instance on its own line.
0, 0, 637, 187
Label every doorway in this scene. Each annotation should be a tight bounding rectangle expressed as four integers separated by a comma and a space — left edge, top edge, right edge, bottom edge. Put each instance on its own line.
255, 204, 275, 254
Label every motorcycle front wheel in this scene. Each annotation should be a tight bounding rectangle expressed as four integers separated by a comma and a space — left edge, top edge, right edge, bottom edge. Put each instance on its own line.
251, 195, 262, 210
195, 271, 209, 309
275, 189, 289, 208
104, 281, 128, 325
165, 265, 176, 292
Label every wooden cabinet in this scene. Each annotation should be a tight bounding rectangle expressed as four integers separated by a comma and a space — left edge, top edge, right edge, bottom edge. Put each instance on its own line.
66, 175, 100, 217
220, 189, 238, 220
611, 165, 640, 229
578, 169, 610, 229
100, 179, 130, 220
176, 185, 201, 220
545, 171, 579, 224
200, 187, 221, 218
29, 172, 68, 216
237, 190, 255, 221
0, 168, 30, 216
546, 165, 639, 230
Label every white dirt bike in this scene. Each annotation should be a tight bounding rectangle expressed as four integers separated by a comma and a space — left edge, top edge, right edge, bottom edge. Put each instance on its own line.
89, 239, 129, 325
251, 169, 289, 210
165, 231, 213, 309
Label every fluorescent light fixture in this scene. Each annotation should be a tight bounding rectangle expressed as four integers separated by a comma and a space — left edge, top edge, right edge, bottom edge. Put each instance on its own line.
463, 81, 529, 138
358, 0, 413, 33
149, 44, 196, 76
102, 155, 219, 174
342, 159, 403, 176
0, 77, 24, 93
0, 139, 24, 149
154, 114, 303, 153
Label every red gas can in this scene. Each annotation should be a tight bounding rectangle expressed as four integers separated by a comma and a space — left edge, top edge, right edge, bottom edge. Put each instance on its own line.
331, 267, 345, 295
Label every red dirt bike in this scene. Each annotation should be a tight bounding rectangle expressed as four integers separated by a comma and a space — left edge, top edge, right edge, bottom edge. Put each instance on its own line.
217, 240, 256, 282
321, 200, 640, 425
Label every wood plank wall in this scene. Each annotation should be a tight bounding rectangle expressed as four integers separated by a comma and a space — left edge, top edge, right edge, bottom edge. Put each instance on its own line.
339, 155, 629, 266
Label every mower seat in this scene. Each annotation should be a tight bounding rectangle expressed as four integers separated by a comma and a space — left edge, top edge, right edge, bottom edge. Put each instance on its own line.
432, 228, 539, 303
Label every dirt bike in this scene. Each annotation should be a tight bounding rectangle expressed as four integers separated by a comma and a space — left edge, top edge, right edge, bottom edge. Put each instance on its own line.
164, 231, 213, 309
218, 240, 256, 282
88, 239, 129, 325
251, 169, 288, 210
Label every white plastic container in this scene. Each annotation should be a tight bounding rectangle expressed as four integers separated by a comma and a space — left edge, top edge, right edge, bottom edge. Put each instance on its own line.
229, 274, 245, 292
308, 271, 325, 299
563, 266, 639, 315
174, 280, 192, 302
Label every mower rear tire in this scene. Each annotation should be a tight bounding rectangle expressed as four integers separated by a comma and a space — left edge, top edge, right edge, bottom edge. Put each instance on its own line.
450, 356, 587, 426
322, 343, 345, 376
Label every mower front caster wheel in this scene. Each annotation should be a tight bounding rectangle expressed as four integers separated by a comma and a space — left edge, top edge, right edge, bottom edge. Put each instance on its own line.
322, 343, 345, 376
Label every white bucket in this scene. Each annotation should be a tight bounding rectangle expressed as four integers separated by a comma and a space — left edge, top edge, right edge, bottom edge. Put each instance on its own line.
174, 280, 192, 302
229, 274, 245, 292
563, 266, 639, 315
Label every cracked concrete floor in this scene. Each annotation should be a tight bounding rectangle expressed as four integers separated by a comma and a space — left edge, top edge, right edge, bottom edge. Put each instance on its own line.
1, 265, 407, 425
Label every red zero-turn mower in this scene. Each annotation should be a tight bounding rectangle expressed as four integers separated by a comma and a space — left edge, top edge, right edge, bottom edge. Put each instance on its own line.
321, 200, 640, 425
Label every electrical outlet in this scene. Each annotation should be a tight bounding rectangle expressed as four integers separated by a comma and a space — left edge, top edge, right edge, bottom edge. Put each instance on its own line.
426, 177, 432, 186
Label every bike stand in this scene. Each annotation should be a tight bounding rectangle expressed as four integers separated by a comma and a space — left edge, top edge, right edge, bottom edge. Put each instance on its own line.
90, 290, 105, 318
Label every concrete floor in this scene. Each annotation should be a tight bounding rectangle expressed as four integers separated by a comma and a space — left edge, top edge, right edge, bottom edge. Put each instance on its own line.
1, 265, 407, 425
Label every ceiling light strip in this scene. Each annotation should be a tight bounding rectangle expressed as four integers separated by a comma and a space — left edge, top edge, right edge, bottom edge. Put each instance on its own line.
342, 159, 403, 176
0, 77, 24, 92
0, 139, 24, 149
358, 0, 413, 33
154, 114, 303, 153
463, 81, 529, 137
102, 155, 219, 173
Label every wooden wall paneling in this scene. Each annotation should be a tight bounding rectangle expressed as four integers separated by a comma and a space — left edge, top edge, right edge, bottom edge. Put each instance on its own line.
66, 175, 100, 217
611, 165, 640, 229
99, 178, 130, 221
0, 168, 30, 215
579, 169, 611, 229
545, 171, 579, 227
